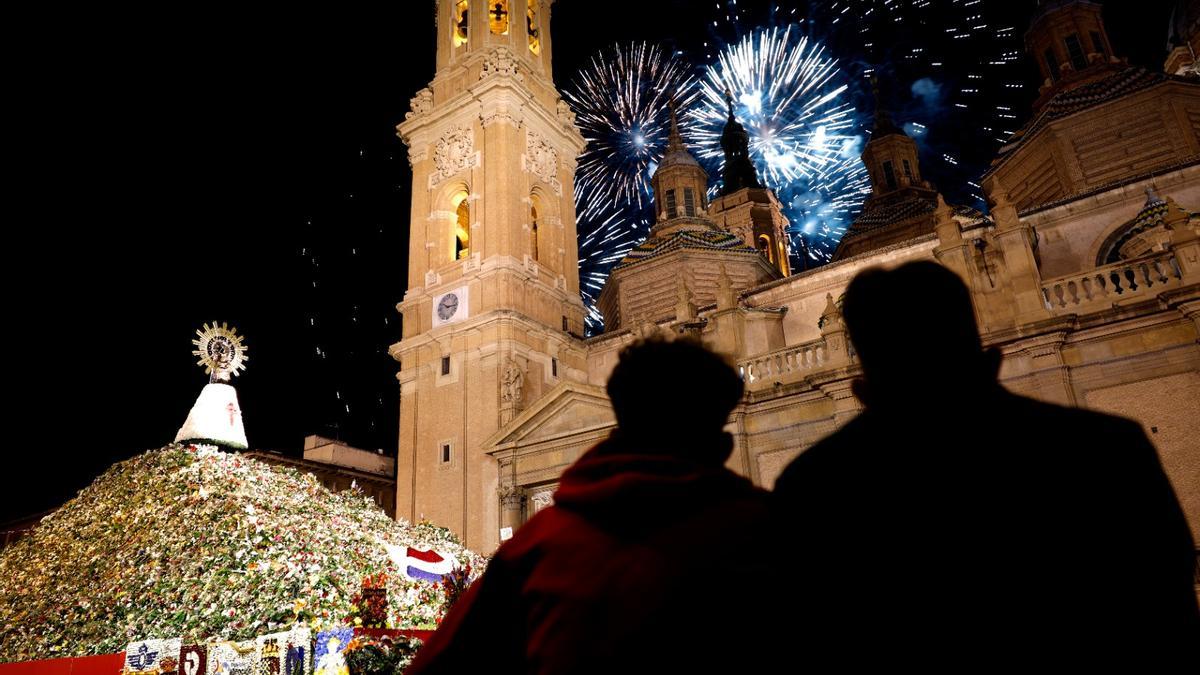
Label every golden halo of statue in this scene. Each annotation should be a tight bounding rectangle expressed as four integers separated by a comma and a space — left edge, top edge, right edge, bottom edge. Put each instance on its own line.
191, 321, 249, 381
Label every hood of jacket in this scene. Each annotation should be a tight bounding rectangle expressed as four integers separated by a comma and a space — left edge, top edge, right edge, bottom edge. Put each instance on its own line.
550, 431, 763, 536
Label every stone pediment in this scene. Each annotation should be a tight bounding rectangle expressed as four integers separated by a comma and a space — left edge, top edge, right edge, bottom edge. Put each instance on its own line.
484, 381, 615, 451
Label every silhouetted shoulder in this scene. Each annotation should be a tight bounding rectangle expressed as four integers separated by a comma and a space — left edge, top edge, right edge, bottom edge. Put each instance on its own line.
770, 412, 874, 502
999, 392, 1154, 456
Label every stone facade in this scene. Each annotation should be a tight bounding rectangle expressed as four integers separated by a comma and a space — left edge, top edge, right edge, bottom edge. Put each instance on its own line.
396, 0, 1200, 553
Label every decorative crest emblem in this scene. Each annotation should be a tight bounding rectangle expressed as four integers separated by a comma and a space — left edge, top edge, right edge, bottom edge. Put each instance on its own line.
126, 642, 159, 670
191, 322, 249, 382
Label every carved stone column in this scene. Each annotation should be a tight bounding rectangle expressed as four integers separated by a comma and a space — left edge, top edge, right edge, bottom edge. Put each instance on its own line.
500, 485, 524, 523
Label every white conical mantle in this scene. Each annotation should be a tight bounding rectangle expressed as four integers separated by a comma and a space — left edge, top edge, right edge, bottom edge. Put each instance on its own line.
174, 382, 248, 450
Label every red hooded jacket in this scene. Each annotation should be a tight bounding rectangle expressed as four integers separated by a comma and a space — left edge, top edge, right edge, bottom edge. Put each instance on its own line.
406, 432, 777, 675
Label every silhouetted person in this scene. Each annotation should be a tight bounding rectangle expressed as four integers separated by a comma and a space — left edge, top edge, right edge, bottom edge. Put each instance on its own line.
407, 338, 775, 675
773, 261, 1199, 667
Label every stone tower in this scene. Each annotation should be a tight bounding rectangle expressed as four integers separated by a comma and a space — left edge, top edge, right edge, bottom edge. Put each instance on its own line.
834, 78, 942, 261
1025, 0, 1123, 110
598, 101, 781, 331
391, 0, 587, 552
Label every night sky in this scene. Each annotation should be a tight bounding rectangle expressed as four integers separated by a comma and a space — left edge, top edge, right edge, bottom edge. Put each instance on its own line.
6, 1, 1172, 522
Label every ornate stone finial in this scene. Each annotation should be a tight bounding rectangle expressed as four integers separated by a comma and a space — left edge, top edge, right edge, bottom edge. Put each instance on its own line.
821, 292, 838, 316
716, 264, 736, 310
724, 87, 735, 119
934, 192, 962, 244
632, 314, 661, 340
935, 192, 952, 216
1163, 196, 1198, 245
985, 179, 1021, 232
1145, 185, 1165, 206
675, 277, 697, 321
819, 292, 843, 332
987, 177, 1013, 210
406, 88, 434, 121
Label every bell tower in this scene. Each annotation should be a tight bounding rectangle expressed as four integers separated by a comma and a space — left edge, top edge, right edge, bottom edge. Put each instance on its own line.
1025, 0, 1123, 110
392, 0, 587, 552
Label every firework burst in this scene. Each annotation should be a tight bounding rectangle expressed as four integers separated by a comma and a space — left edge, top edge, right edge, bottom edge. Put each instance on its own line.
565, 42, 701, 213
574, 196, 649, 334
692, 25, 871, 266
565, 42, 699, 334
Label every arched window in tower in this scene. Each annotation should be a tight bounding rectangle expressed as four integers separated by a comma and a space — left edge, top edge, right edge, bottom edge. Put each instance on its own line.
527, 3, 540, 55
757, 235, 774, 263
530, 201, 540, 261
665, 190, 678, 219
882, 161, 898, 191
1064, 33, 1088, 71
454, 193, 471, 260
1044, 49, 1061, 82
453, 1, 469, 47
488, 0, 510, 35
683, 188, 696, 217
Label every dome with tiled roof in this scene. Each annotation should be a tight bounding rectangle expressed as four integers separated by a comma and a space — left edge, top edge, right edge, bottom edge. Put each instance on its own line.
839, 195, 987, 247
614, 228, 759, 270
1097, 188, 1194, 264
992, 67, 1174, 165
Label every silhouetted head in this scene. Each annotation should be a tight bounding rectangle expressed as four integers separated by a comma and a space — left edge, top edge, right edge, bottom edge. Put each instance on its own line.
606, 338, 743, 457
843, 261, 1001, 409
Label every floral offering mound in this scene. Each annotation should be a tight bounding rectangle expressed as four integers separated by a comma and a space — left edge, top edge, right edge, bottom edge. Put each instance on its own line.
0, 444, 484, 662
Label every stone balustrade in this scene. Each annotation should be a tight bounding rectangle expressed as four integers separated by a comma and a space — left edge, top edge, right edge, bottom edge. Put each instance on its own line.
738, 338, 837, 385
1041, 250, 1185, 312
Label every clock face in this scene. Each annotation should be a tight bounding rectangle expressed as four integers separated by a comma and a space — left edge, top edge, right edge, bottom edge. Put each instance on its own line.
437, 293, 460, 321
432, 286, 469, 326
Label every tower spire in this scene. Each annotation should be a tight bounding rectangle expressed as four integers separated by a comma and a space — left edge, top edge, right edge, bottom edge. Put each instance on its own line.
719, 87, 762, 195
667, 93, 685, 152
